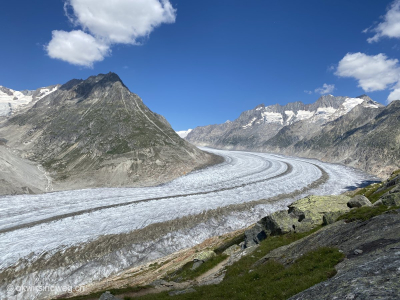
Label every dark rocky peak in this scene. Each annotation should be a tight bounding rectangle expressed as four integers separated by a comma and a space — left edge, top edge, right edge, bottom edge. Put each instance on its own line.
60, 79, 84, 91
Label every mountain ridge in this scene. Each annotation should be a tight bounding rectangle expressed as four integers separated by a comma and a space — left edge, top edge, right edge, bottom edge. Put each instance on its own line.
0, 73, 219, 193
185, 94, 399, 177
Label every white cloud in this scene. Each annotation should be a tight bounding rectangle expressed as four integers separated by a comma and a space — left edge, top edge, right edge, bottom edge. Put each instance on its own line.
335, 52, 400, 92
46, 30, 110, 67
304, 90, 313, 95
315, 83, 335, 95
388, 88, 400, 102
367, 0, 400, 43
65, 0, 176, 44
46, 0, 176, 66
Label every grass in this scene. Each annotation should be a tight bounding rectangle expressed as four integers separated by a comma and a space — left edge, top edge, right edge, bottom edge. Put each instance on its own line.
164, 254, 228, 282
127, 247, 344, 300
337, 205, 400, 222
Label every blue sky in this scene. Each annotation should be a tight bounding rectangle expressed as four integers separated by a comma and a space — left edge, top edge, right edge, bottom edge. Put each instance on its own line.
1, 0, 400, 130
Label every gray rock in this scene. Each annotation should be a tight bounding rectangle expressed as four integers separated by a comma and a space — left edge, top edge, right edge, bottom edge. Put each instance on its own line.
244, 223, 267, 247
322, 211, 344, 225
347, 195, 372, 208
99, 291, 122, 300
222, 244, 241, 256
168, 288, 196, 296
353, 249, 363, 255
194, 250, 216, 262
191, 260, 203, 270
380, 188, 400, 207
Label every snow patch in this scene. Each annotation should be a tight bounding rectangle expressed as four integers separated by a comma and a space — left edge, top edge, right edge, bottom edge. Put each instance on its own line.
176, 129, 192, 138
242, 117, 257, 129
261, 112, 283, 124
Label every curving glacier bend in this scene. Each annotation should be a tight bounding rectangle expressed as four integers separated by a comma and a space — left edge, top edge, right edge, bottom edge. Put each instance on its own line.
0, 148, 378, 300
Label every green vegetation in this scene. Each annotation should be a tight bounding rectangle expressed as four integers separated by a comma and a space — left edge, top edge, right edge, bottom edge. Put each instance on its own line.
338, 205, 400, 222
164, 254, 228, 282
128, 247, 344, 300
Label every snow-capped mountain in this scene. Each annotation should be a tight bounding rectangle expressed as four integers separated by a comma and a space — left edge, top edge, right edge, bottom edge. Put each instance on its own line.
0, 85, 59, 117
185, 94, 400, 177
176, 129, 192, 138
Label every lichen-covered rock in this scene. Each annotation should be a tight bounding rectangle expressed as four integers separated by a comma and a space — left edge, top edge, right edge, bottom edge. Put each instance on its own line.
322, 211, 345, 225
194, 250, 216, 262
261, 195, 351, 235
222, 244, 241, 256
347, 195, 372, 208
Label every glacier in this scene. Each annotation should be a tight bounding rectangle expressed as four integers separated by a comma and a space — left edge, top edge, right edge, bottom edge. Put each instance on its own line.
0, 148, 378, 300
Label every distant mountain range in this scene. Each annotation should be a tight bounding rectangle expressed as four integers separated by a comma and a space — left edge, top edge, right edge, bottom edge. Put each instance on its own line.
0, 73, 218, 194
0, 85, 60, 117
186, 95, 400, 177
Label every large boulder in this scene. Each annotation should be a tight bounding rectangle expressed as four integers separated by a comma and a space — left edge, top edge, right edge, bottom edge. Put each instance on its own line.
244, 223, 268, 247
99, 291, 122, 300
243, 195, 350, 247
194, 250, 216, 262
262, 195, 351, 235
379, 185, 400, 207
347, 195, 372, 208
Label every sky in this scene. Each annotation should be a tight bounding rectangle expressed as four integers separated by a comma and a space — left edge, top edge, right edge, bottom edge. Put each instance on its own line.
2, 0, 400, 131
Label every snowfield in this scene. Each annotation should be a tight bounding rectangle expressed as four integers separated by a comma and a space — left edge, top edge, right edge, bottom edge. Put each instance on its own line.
0, 148, 378, 300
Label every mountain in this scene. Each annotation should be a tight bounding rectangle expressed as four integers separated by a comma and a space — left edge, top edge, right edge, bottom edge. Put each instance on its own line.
186, 95, 400, 177
176, 129, 192, 138
0, 73, 218, 192
0, 84, 59, 117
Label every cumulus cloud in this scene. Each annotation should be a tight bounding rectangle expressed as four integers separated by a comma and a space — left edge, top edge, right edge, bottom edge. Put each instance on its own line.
315, 83, 335, 95
335, 52, 400, 92
46, 30, 110, 67
367, 0, 400, 43
388, 88, 400, 101
304, 90, 313, 95
46, 0, 176, 67
335, 52, 400, 103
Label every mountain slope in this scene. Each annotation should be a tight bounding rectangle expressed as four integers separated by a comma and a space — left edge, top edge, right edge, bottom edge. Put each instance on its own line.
185, 95, 400, 177
0, 73, 217, 191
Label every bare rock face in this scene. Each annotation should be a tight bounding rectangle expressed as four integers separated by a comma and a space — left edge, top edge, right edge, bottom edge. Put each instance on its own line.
0, 73, 218, 192
274, 212, 400, 300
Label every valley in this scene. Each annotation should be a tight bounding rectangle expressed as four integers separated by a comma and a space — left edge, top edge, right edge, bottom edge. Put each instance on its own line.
0, 148, 377, 300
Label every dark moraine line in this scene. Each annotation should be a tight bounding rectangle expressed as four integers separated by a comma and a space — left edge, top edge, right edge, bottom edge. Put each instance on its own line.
0, 160, 298, 235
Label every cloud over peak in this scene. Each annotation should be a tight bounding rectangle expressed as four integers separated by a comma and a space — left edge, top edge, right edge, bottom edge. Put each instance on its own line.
46, 0, 177, 67
315, 83, 335, 95
335, 52, 400, 103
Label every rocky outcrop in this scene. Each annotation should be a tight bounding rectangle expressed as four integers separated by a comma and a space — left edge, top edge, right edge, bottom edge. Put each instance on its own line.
261, 211, 400, 300
244, 195, 350, 247
347, 195, 372, 208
